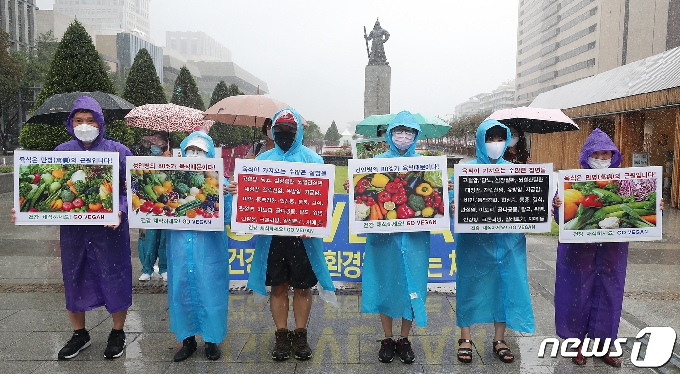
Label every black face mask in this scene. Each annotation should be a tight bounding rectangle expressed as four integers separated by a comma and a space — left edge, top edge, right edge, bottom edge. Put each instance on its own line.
274, 131, 296, 152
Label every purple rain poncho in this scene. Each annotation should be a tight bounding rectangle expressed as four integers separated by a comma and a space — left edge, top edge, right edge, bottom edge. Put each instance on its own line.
55, 96, 133, 314
554, 128, 627, 342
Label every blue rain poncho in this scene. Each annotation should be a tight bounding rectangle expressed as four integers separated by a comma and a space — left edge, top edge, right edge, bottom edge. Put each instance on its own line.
165, 131, 231, 343
361, 110, 432, 327
247, 108, 336, 305
449, 119, 534, 333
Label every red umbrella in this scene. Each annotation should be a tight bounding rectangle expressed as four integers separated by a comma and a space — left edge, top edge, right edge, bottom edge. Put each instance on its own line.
124, 103, 215, 133
204, 95, 307, 127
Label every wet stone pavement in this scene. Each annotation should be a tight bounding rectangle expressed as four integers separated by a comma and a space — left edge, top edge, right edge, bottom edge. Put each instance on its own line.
1, 190, 679, 373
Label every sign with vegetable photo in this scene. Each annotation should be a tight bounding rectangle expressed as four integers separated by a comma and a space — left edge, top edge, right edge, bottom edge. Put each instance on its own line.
231, 159, 336, 238
351, 138, 390, 159
13, 151, 119, 225
348, 156, 449, 234
126, 156, 224, 231
558, 166, 662, 243
453, 163, 553, 233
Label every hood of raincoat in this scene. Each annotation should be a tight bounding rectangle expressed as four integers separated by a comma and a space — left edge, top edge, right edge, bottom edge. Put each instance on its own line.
66, 95, 106, 148
579, 128, 621, 168
474, 119, 511, 164
179, 131, 216, 158
377, 110, 422, 158
256, 108, 323, 164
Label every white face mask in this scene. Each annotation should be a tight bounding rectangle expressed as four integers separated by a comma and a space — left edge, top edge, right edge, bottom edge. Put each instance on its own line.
508, 136, 519, 147
185, 149, 207, 158
587, 157, 611, 169
73, 124, 99, 143
392, 131, 416, 150
485, 141, 506, 159
267, 128, 274, 140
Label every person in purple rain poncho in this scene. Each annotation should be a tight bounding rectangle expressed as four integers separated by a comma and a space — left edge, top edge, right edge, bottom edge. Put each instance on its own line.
14, 96, 134, 360
552, 128, 663, 367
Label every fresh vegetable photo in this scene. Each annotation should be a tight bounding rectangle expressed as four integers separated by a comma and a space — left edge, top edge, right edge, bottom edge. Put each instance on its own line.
353, 170, 445, 221
18, 164, 114, 213
562, 179, 657, 230
130, 169, 220, 219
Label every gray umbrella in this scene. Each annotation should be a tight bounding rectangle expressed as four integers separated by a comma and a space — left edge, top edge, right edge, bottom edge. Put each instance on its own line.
26, 91, 135, 125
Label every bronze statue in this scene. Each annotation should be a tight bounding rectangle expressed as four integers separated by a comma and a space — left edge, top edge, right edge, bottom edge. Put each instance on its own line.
364, 18, 390, 65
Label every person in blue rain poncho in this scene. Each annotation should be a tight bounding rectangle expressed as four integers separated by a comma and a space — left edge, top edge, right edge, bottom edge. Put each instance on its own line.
165, 131, 231, 362
344, 110, 431, 364
448, 119, 534, 364
228, 108, 336, 362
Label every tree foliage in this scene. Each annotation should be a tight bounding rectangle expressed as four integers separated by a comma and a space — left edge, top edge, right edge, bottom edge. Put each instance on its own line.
324, 120, 341, 146
447, 112, 490, 141
123, 48, 166, 105
207, 81, 255, 147
35, 20, 114, 108
170, 66, 204, 110
303, 120, 324, 148
0, 30, 25, 119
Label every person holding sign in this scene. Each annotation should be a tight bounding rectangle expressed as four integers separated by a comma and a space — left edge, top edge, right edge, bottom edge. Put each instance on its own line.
502, 125, 531, 164
448, 119, 534, 364
10, 96, 134, 360
228, 108, 336, 362
343, 110, 431, 364
551, 128, 662, 367
164, 131, 231, 362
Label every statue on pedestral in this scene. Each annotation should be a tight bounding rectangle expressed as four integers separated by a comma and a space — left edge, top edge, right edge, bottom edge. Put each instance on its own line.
364, 18, 390, 65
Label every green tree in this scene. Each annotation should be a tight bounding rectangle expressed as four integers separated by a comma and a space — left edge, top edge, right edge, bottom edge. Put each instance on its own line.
170, 66, 204, 110
21, 20, 116, 150
324, 120, 341, 146
303, 120, 324, 150
0, 30, 25, 150
207, 81, 254, 147
16, 30, 58, 88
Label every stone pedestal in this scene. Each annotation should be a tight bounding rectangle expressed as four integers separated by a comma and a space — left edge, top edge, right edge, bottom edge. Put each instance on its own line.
364, 64, 391, 118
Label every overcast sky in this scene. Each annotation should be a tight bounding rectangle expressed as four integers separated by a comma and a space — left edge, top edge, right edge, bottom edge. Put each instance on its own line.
36, 0, 519, 132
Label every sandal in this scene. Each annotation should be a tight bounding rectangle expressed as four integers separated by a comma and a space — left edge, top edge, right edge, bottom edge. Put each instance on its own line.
572, 343, 587, 365
457, 339, 474, 363
492, 340, 515, 363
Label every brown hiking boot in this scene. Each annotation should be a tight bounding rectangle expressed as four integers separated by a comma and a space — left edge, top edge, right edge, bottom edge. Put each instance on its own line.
272, 328, 291, 361
291, 328, 312, 360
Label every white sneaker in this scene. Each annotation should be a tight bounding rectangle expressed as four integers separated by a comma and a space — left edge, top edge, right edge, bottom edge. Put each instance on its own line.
161, 272, 168, 282
138, 273, 151, 281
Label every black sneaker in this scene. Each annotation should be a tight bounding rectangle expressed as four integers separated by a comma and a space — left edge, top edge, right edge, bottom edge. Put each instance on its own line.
395, 337, 415, 364
103, 329, 126, 359
272, 328, 291, 361
205, 342, 221, 361
291, 328, 312, 360
58, 330, 91, 360
378, 338, 396, 363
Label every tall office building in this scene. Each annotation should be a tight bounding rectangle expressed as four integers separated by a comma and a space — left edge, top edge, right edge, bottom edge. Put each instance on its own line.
1, 0, 37, 51
53, 0, 150, 40
515, 0, 680, 106
166, 31, 232, 62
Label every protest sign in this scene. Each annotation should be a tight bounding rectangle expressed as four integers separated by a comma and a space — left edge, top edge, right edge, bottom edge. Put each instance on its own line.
348, 156, 449, 234
351, 138, 390, 159
231, 159, 336, 237
14, 150, 119, 225
226, 194, 458, 283
453, 163, 553, 233
558, 166, 662, 243
126, 156, 224, 231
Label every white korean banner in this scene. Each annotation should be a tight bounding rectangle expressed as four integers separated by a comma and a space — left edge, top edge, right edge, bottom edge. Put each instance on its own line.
126, 156, 224, 231
348, 156, 449, 234
14, 150, 119, 225
453, 163, 553, 233
231, 159, 336, 238
558, 166, 662, 243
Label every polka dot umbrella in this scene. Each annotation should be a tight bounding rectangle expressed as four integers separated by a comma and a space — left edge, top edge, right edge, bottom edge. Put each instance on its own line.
124, 103, 215, 133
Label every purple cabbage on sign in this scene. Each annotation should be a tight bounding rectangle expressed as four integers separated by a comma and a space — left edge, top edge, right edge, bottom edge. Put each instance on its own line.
618, 178, 656, 201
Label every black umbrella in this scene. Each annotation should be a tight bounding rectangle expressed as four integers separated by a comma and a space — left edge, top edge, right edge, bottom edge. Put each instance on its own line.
487, 107, 579, 134
26, 91, 135, 125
